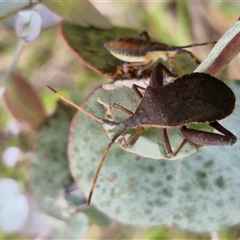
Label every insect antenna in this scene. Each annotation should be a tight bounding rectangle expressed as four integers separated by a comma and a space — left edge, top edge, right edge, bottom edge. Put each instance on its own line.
47, 86, 120, 127
47, 85, 103, 122
47, 85, 126, 204
176, 41, 217, 49
87, 127, 127, 205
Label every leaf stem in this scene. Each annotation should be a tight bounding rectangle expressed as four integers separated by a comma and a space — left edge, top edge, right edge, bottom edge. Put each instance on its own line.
5, 39, 25, 83
194, 17, 240, 76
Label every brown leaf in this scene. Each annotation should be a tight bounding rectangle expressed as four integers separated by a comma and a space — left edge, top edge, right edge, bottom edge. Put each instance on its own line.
3, 74, 47, 130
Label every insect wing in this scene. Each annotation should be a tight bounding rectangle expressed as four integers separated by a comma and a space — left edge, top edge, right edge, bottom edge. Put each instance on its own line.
133, 73, 235, 127
164, 73, 235, 126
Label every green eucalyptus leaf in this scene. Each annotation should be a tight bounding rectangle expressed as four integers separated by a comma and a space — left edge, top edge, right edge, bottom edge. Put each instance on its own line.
61, 22, 152, 80
82, 206, 113, 227
67, 213, 89, 239
43, 1, 111, 29
68, 80, 240, 232
30, 102, 77, 220
61, 22, 212, 80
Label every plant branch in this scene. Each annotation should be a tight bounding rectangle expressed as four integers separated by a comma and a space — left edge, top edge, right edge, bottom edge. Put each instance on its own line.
194, 17, 240, 76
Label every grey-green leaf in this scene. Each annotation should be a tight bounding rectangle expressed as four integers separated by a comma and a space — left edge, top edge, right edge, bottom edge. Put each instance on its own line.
68, 80, 240, 232
30, 102, 76, 220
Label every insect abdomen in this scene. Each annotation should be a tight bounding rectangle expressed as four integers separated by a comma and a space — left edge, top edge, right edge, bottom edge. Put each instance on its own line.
104, 38, 149, 61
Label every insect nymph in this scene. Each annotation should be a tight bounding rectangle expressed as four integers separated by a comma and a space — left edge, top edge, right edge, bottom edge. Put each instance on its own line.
104, 31, 216, 74
48, 63, 236, 205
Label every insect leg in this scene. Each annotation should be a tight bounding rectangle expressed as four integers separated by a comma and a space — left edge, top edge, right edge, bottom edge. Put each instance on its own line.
162, 128, 174, 157
122, 61, 145, 79
108, 103, 134, 122
150, 62, 177, 87
173, 49, 201, 65
180, 124, 237, 146
124, 60, 154, 78
167, 56, 177, 73
162, 128, 190, 157
108, 86, 145, 148
108, 103, 145, 148
173, 139, 189, 156
132, 84, 146, 99
127, 127, 145, 147
139, 31, 151, 44
140, 60, 154, 73
209, 122, 237, 144
107, 103, 136, 147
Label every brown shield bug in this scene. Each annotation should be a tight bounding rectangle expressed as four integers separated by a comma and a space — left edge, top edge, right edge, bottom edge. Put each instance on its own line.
104, 31, 216, 74
48, 62, 236, 205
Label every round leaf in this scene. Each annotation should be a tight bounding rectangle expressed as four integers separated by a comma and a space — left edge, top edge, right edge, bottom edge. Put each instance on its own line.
0, 1, 38, 19
0, 178, 29, 232
67, 213, 89, 239
68, 80, 240, 232
30, 102, 76, 219
3, 74, 46, 130
43, 1, 112, 29
61, 22, 152, 80
15, 10, 42, 44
